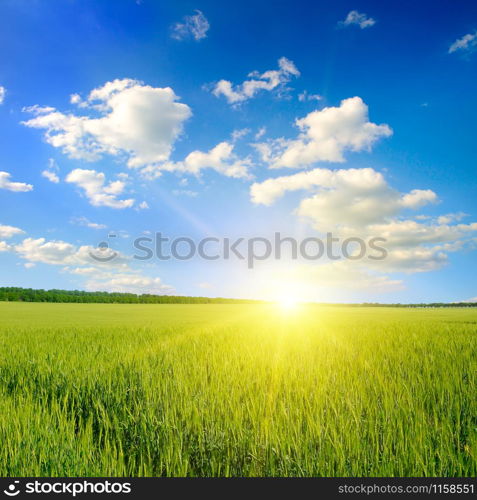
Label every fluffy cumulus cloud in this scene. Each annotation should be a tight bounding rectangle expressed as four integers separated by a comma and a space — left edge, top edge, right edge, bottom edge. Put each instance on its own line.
0, 171, 33, 192
0, 86, 5, 104
22, 79, 192, 168
66, 169, 134, 209
449, 31, 477, 54
0, 224, 24, 239
340, 10, 376, 29
22, 78, 254, 182
250, 167, 433, 211
83, 272, 173, 295
212, 57, 300, 104
254, 97, 392, 168
143, 141, 252, 179
171, 10, 209, 41
251, 167, 477, 274
13, 237, 120, 267
436, 212, 467, 224
0, 229, 173, 294
8, 234, 115, 271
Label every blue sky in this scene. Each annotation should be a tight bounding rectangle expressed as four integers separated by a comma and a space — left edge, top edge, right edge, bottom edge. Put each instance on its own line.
0, 0, 476, 303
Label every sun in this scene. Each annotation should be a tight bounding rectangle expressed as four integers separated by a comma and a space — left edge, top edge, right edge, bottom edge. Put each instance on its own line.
276, 296, 300, 313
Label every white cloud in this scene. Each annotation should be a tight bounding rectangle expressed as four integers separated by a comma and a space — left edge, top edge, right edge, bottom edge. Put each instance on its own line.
254, 261, 403, 302
0, 224, 24, 239
298, 91, 322, 102
138, 201, 149, 210
231, 128, 250, 141
286, 261, 403, 292
66, 267, 98, 275
0, 86, 5, 104
10, 236, 130, 275
371, 246, 450, 274
0, 171, 33, 192
255, 127, 267, 140
41, 158, 60, 183
144, 141, 252, 179
251, 167, 437, 222
449, 31, 477, 54
84, 272, 173, 295
171, 10, 210, 41
22, 79, 192, 168
70, 216, 107, 230
437, 212, 467, 225
70, 93, 82, 105
0, 241, 10, 252
399, 189, 439, 209
14, 237, 101, 266
64, 264, 174, 295
340, 10, 376, 29
41, 170, 60, 183
66, 169, 135, 209
364, 220, 477, 248
251, 167, 477, 274
304, 261, 403, 291
254, 97, 392, 168
16, 238, 85, 266
212, 57, 300, 104
2, 232, 173, 294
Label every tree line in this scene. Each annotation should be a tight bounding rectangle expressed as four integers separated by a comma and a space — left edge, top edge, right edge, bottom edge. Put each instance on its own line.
0, 287, 475, 307
0, 287, 260, 304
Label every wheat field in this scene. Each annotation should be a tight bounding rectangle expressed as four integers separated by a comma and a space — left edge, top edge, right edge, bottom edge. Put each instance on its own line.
0, 302, 475, 476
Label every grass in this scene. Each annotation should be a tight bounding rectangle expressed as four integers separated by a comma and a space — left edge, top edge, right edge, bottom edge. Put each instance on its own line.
0, 302, 475, 477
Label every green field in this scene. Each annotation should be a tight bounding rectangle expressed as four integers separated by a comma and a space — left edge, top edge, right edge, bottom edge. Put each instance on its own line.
0, 302, 475, 477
